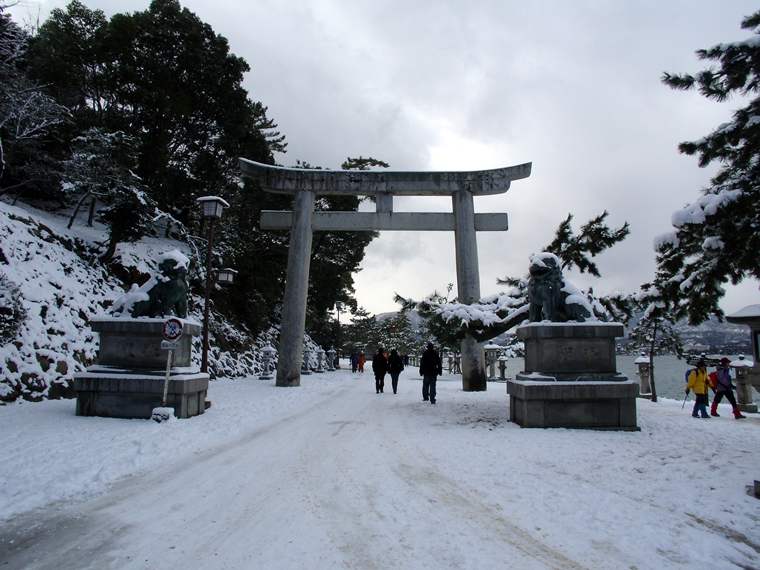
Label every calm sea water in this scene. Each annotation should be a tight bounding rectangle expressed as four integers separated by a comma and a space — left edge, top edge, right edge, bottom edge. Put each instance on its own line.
499, 355, 747, 401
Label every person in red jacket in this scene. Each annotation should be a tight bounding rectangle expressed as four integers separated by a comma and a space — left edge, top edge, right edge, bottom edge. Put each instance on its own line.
686, 360, 711, 418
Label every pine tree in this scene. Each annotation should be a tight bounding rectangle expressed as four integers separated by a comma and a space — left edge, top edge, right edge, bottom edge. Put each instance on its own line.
400, 212, 632, 345
626, 283, 683, 403
544, 211, 629, 277
658, 10, 760, 325
0, 271, 27, 343
0, 13, 69, 200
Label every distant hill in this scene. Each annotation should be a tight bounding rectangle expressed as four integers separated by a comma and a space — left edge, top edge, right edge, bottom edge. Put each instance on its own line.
377, 308, 754, 354
621, 313, 752, 355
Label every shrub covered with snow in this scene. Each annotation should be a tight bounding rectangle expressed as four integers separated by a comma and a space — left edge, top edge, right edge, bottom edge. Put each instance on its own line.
0, 272, 26, 344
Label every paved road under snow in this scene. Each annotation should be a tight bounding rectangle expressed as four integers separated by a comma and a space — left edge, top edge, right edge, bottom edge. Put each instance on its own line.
1, 379, 585, 569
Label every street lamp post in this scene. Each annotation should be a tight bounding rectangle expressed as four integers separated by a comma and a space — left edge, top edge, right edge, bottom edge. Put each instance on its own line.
335, 301, 343, 368
197, 196, 230, 374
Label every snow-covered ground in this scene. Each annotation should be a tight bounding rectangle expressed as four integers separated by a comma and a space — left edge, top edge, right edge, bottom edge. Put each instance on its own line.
2, 368, 759, 569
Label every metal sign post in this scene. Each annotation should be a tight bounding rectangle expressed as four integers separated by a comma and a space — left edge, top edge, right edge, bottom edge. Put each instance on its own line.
153, 318, 183, 422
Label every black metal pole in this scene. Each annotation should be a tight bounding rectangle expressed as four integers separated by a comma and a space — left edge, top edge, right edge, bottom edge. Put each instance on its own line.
337, 307, 341, 364
201, 218, 216, 374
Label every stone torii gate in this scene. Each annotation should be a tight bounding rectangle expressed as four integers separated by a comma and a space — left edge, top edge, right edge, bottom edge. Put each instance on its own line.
239, 158, 532, 391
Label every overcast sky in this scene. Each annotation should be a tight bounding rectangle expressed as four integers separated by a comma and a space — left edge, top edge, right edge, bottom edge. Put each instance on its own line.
9, 0, 760, 318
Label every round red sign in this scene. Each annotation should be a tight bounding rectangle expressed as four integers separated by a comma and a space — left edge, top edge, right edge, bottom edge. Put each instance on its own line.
162, 318, 183, 341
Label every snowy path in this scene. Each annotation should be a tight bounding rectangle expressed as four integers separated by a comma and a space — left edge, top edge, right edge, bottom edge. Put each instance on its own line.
2, 371, 760, 569
0, 379, 582, 569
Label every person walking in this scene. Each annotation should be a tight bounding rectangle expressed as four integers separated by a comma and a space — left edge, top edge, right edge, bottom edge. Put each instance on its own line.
419, 343, 442, 404
350, 352, 359, 373
686, 359, 711, 418
711, 357, 746, 419
372, 348, 388, 394
387, 349, 404, 394
357, 351, 365, 373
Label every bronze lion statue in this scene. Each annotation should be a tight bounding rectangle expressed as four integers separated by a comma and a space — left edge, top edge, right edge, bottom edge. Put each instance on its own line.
527, 253, 592, 323
131, 257, 189, 318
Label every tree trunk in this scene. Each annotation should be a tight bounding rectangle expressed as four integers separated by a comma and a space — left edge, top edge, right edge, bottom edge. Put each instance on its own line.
99, 236, 118, 263
87, 195, 97, 227
649, 321, 658, 403
68, 190, 91, 229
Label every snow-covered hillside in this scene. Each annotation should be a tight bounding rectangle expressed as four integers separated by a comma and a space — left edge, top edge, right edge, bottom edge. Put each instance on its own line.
0, 199, 273, 403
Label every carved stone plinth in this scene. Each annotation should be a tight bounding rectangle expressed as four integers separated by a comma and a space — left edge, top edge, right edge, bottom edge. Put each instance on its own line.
75, 369, 208, 419
507, 322, 639, 430
726, 306, 760, 414
74, 318, 208, 419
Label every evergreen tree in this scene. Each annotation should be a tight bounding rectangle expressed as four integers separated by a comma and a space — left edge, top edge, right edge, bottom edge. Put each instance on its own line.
10, 1, 379, 340
342, 308, 378, 355
303, 157, 384, 336
98, 185, 157, 262
340, 156, 389, 171
0, 271, 27, 343
544, 211, 629, 277
401, 212, 632, 346
658, 10, 760, 325
626, 283, 683, 403
342, 310, 425, 356
0, 12, 70, 201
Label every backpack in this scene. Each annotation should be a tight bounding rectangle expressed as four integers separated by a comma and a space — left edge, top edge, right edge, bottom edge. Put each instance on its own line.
684, 368, 695, 384
707, 371, 718, 388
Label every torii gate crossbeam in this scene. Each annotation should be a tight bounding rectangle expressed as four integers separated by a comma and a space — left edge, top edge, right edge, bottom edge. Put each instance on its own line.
239, 158, 532, 391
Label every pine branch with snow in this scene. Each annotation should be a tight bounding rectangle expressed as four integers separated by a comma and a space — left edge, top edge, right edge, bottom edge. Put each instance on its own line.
658, 11, 760, 324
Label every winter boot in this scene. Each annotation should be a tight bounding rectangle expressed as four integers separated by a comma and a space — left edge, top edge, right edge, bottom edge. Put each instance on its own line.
733, 407, 747, 419
710, 401, 720, 417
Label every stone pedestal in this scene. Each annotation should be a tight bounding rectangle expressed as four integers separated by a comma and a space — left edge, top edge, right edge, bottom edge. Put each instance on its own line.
74, 318, 209, 419
507, 322, 639, 430
726, 306, 760, 414
735, 377, 759, 414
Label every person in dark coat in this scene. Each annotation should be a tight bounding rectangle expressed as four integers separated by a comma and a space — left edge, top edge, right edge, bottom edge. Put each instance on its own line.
387, 349, 404, 394
372, 347, 388, 393
350, 352, 359, 373
419, 343, 442, 404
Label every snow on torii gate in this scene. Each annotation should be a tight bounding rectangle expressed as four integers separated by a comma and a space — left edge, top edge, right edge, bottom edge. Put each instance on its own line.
239, 158, 532, 391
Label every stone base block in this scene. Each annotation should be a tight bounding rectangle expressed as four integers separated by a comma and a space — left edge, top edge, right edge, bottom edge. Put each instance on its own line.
507, 378, 640, 431
74, 367, 209, 419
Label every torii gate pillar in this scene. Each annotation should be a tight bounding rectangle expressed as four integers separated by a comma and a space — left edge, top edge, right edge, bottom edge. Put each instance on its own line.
278, 189, 315, 386
453, 189, 487, 391
240, 158, 532, 390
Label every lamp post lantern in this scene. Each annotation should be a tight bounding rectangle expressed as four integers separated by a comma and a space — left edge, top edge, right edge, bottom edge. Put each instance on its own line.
259, 344, 276, 380
484, 343, 500, 380
197, 196, 230, 374
217, 268, 237, 285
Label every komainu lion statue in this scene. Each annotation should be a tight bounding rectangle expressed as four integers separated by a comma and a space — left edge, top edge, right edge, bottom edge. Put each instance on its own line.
113, 249, 190, 319
527, 253, 593, 323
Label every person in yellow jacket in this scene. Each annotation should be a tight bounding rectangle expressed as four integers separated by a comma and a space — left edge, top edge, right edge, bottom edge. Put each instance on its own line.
686, 360, 711, 418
